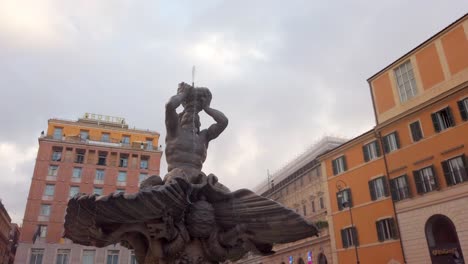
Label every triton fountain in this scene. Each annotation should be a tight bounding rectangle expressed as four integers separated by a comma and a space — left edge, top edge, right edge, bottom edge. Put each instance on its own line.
64, 83, 318, 264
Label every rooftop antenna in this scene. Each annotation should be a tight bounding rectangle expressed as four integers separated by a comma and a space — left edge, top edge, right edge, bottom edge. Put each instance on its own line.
192, 65, 196, 87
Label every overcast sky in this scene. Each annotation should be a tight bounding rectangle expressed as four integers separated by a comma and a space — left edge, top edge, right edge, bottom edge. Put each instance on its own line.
0, 0, 466, 224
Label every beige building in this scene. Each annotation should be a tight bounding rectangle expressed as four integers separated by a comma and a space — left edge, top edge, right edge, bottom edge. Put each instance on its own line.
236, 137, 345, 264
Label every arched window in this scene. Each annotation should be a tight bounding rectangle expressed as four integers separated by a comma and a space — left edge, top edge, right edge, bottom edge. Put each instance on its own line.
425, 214, 464, 264
317, 253, 328, 264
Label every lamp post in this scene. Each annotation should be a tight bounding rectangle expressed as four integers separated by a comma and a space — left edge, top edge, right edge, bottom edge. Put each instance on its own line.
336, 179, 360, 264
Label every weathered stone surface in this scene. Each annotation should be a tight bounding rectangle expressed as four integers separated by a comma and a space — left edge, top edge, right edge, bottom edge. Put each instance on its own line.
64, 83, 318, 264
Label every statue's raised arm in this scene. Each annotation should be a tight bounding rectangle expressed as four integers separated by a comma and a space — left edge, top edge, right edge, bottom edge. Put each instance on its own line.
165, 82, 192, 138
202, 104, 228, 142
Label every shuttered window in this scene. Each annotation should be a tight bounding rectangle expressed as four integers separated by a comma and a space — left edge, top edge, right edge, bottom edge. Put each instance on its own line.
390, 175, 411, 201
336, 189, 352, 210
382, 132, 400, 153
413, 166, 439, 194
341, 227, 358, 248
442, 155, 468, 186
376, 218, 398, 241
332, 156, 347, 175
409, 121, 423, 142
363, 141, 381, 162
458, 98, 468, 121
368, 177, 389, 201
431, 107, 455, 133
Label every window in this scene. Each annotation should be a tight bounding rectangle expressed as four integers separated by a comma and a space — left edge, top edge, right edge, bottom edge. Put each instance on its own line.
75, 150, 85, 164
106, 250, 119, 264
72, 167, 82, 178
98, 152, 107, 166
431, 107, 456, 133
95, 170, 105, 181
139, 173, 147, 184
382, 132, 400, 153
319, 197, 325, 209
341, 227, 358, 248
409, 121, 423, 142
394, 60, 418, 102
442, 155, 468, 186
119, 154, 128, 168
336, 189, 352, 210
146, 139, 153, 150
363, 141, 381, 162
311, 200, 315, 213
40, 204, 51, 216
29, 249, 44, 264
44, 184, 55, 196
56, 249, 70, 264
82, 250, 95, 264
332, 156, 347, 175
122, 135, 130, 145
53, 128, 63, 140
302, 204, 307, 216
414, 166, 439, 194
93, 188, 103, 195
39, 225, 47, 238
69, 186, 80, 198
458, 97, 468, 121
130, 252, 137, 264
140, 158, 149, 169
369, 177, 388, 200
117, 171, 127, 182
79, 130, 89, 140
48, 165, 59, 176
101, 133, 110, 142
51, 150, 62, 161
376, 218, 398, 241
390, 175, 411, 201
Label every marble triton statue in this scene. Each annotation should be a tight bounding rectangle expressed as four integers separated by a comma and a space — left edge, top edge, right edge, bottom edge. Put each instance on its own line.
64, 82, 318, 264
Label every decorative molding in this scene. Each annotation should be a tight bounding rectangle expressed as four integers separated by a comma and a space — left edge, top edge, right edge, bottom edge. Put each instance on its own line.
413, 156, 434, 166
440, 144, 464, 156
388, 166, 407, 175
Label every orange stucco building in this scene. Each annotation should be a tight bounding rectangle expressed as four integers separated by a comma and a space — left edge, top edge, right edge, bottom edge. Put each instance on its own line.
15, 114, 162, 264
320, 14, 468, 264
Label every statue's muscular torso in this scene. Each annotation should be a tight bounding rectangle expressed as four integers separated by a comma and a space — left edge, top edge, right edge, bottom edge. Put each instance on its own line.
165, 129, 208, 172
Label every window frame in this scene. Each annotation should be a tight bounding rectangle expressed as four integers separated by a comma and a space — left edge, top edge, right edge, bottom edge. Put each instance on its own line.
48, 165, 59, 176
40, 204, 51, 216
95, 169, 105, 181
53, 127, 63, 140
101, 133, 110, 143
44, 184, 55, 196
458, 97, 468, 121
106, 250, 120, 264
394, 60, 418, 103
93, 187, 103, 196
413, 165, 439, 194
368, 176, 389, 201
442, 155, 468, 186
69, 186, 80, 198
376, 218, 398, 242
390, 175, 411, 201
332, 156, 347, 175
336, 188, 352, 210
431, 106, 455, 133
55, 249, 70, 264
117, 171, 127, 182
341, 226, 358, 248
409, 120, 423, 142
362, 140, 381, 162
382, 132, 400, 154
72, 167, 82, 178
29, 248, 45, 264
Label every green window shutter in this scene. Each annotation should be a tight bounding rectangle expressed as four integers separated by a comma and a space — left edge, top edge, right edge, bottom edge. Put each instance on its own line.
442, 160, 453, 186
352, 227, 359, 246
446, 107, 455, 127
458, 99, 468, 121
347, 189, 353, 207
430, 165, 439, 190
390, 218, 399, 239
382, 136, 390, 154
382, 177, 390, 197
390, 179, 398, 201
369, 180, 376, 201
431, 113, 441, 133
341, 229, 348, 248
375, 141, 382, 157
332, 160, 338, 175
363, 145, 369, 162
394, 132, 401, 149
376, 221, 384, 242
403, 174, 411, 198
462, 154, 468, 182
342, 156, 348, 171
413, 170, 424, 194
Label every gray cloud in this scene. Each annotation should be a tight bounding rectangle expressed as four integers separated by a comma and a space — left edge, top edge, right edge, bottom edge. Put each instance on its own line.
0, 0, 466, 223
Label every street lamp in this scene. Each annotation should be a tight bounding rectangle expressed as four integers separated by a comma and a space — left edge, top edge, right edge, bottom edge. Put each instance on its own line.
336, 179, 360, 264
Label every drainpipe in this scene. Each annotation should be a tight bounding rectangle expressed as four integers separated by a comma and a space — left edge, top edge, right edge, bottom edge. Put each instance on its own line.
376, 130, 408, 264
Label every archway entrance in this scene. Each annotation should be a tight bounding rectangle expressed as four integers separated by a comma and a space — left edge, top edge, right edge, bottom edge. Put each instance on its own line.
317, 253, 328, 264
297, 258, 305, 264
425, 214, 464, 264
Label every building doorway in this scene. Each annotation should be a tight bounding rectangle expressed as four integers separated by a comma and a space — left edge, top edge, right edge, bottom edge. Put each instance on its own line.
425, 214, 464, 264
317, 253, 328, 264
297, 258, 305, 264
